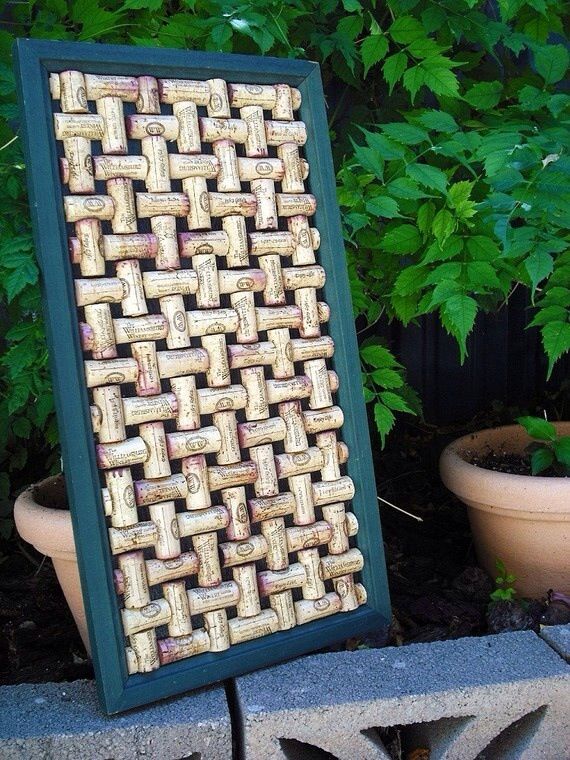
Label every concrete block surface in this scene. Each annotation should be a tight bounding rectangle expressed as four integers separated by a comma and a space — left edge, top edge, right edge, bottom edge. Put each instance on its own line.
539, 623, 570, 662
0, 679, 232, 760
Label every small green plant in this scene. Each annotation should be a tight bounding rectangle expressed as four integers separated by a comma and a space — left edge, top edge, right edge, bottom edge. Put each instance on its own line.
517, 416, 570, 476
490, 559, 517, 602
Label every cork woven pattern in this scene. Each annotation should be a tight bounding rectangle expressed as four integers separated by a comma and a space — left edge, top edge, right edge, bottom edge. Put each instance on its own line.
50, 71, 366, 674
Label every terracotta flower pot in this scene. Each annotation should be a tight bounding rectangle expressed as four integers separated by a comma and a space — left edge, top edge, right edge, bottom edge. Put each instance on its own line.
14, 475, 90, 655
440, 422, 570, 599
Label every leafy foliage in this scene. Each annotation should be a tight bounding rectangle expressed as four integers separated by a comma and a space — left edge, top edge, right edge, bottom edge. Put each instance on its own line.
490, 559, 517, 602
517, 415, 570, 475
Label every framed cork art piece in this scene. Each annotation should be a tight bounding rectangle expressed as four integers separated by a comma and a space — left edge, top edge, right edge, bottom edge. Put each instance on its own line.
14, 38, 390, 714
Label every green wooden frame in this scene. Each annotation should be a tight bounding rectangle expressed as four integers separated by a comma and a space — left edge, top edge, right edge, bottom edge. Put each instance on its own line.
14, 38, 390, 714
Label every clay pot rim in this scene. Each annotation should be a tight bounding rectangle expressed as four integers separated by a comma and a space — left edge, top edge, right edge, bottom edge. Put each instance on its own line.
440, 422, 570, 516
14, 474, 75, 559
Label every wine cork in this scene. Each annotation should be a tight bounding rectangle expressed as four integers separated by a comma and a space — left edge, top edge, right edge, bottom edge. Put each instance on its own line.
83, 303, 116, 359
198, 385, 247, 415
73, 219, 105, 276
136, 75, 160, 114
304, 359, 333, 409
255, 305, 301, 331
322, 503, 349, 555
229, 291, 256, 343
84, 357, 138, 388
127, 114, 178, 140
63, 136, 94, 193
59, 70, 88, 113
171, 375, 200, 430
116, 259, 147, 317
237, 157, 284, 181
206, 78, 231, 117
173, 101, 201, 153
156, 347, 209, 378
200, 117, 248, 144
166, 426, 222, 460
265, 120, 307, 146
208, 460, 258, 491
213, 139, 240, 191
141, 135, 171, 193
117, 551, 150, 608
219, 534, 267, 568
222, 486, 251, 541
345, 511, 359, 538
261, 517, 288, 570
177, 506, 229, 538
257, 562, 306, 596
169, 153, 219, 179
213, 410, 241, 465
334, 574, 359, 612
312, 476, 355, 506
194, 253, 220, 308
279, 400, 308, 453
97, 436, 148, 470
137, 192, 190, 218
151, 215, 180, 269
269, 590, 296, 630
294, 593, 342, 625
276, 193, 317, 217
92, 386, 125, 443
142, 269, 198, 298
178, 229, 229, 258
289, 473, 315, 526
272, 84, 294, 121
158, 629, 210, 665
122, 598, 172, 636
85, 74, 138, 101
96, 96, 128, 154
93, 155, 148, 181
355, 583, 367, 606
64, 195, 114, 223
160, 294, 191, 348
275, 447, 324, 479
303, 406, 344, 434
229, 609, 279, 644
259, 255, 286, 306
105, 467, 138, 527
320, 548, 364, 580
187, 580, 239, 615
278, 142, 304, 193
103, 233, 158, 261
113, 314, 168, 344
183, 176, 211, 230
208, 192, 256, 218
129, 629, 159, 672
237, 417, 286, 450
203, 609, 230, 652
201, 334, 231, 388
192, 533, 222, 588
131, 340, 161, 397
338, 442, 349, 466
159, 79, 210, 105
316, 431, 341, 481
109, 521, 158, 554
228, 83, 278, 109
163, 581, 192, 637
107, 177, 138, 234
101, 487, 112, 517
145, 552, 199, 586
250, 444, 279, 499
249, 230, 294, 257
222, 216, 249, 266
288, 215, 317, 265
240, 106, 268, 157
267, 328, 294, 378
219, 269, 265, 295
286, 521, 332, 552
140, 422, 171, 479
248, 492, 295, 523
251, 179, 277, 230
241, 367, 269, 421
290, 336, 334, 362
227, 341, 276, 369
233, 563, 261, 618
282, 265, 325, 291
134, 473, 187, 506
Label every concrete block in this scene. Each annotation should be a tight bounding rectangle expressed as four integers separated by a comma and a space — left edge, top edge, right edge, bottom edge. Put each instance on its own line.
0, 679, 232, 760
235, 631, 570, 760
539, 623, 570, 663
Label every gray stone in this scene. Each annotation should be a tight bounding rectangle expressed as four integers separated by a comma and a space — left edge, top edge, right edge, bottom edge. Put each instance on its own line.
539, 623, 570, 662
235, 631, 570, 760
0, 679, 232, 760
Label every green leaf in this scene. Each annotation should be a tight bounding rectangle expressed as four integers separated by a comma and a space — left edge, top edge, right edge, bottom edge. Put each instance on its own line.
525, 250, 554, 297
342, 0, 363, 11
371, 368, 404, 389
360, 344, 398, 368
516, 415, 557, 441
388, 178, 431, 200
389, 16, 425, 43
382, 52, 408, 94
382, 123, 429, 145
417, 202, 435, 235
553, 437, 570, 467
123, 0, 162, 8
406, 163, 447, 194
402, 65, 426, 101
362, 130, 405, 160
442, 294, 477, 359
416, 110, 458, 133
530, 446, 555, 475
374, 403, 395, 447
361, 34, 389, 77
542, 321, 570, 377
432, 208, 456, 246
379, 391, 414, 413
393, 265, 427, 296
534, 44, 569, 84
528, 305, 568, 328
351, 143, 384, 178
421, 60, 460, 98
382, 224, 422, 254
366, 196, 401, 218
466, 262, 503, 291
464, 81, 503, 110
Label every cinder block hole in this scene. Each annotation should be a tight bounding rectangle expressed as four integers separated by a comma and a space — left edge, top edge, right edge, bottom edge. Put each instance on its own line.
475, 705, 548, 760
362, 715, 475, 759
279, 738, 337, 759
